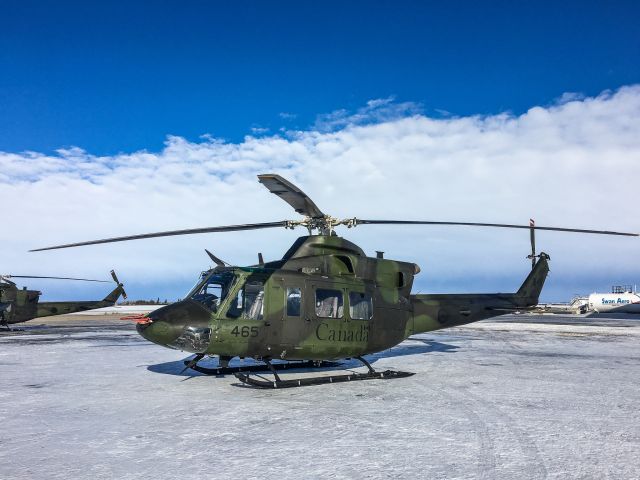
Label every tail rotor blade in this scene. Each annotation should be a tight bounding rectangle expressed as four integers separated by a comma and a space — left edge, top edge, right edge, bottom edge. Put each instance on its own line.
529, 218, 536, 270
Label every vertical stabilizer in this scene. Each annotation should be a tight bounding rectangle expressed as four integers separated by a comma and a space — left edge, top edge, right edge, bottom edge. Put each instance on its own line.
515, 253, 550, 306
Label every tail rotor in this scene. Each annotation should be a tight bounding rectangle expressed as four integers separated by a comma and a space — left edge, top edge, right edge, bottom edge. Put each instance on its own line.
527, 218, 536, 270
110, 270, 128, 300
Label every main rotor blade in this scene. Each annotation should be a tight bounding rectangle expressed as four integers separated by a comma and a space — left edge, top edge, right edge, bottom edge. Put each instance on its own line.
3, 275, 111, 282
30, 221, 289, 252
258, 174, 325, 218
204, 249, 228, 267
355, 220, 639, 237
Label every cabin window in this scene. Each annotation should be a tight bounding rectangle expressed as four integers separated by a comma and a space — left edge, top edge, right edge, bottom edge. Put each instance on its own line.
315, 288, 344, 318
286, 288, 302, 316
397, 272, 405, 288
227, 280, 264, 320
349, 292, 373, 320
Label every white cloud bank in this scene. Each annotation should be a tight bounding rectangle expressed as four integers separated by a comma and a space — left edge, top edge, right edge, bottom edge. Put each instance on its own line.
1, 86, 639, 301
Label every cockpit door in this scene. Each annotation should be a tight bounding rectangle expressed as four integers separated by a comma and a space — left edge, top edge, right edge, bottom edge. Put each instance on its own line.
266, 276, 305, 347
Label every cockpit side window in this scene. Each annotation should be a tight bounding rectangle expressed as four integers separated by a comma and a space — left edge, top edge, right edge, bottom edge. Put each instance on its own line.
227, 280, 265, 320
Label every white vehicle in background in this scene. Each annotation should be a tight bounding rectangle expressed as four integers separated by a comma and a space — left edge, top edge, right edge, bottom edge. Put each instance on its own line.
587, 285, 640, 313
534, 295, 589, 314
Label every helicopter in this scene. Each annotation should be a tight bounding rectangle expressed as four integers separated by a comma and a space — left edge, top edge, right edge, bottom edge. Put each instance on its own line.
0, 271, 127, 330
32, 174, 638, 388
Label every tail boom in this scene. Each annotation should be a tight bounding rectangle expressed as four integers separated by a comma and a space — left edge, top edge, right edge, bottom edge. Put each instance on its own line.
35, 280, 127, 318
409, 253, 550, 335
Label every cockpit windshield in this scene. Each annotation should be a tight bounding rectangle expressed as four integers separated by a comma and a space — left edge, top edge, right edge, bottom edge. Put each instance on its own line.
185, 271, 211, 297
188, 271, 236, 312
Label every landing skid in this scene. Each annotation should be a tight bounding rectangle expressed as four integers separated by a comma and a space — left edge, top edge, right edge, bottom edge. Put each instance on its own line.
235, 369, 414, 389
0, 320, 14, 332
234, 356, 414, 389
183, 356, 337, 376
0, 314, 9, 331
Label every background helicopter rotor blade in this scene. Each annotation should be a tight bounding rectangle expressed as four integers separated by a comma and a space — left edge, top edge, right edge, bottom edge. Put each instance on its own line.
258, 174, 325, 218
1, 275, 111, 282
30, 221, 290, 252
353, 219, 639, 237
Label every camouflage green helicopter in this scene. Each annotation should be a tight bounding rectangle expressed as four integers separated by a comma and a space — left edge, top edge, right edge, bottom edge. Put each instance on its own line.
0, 271, 126, 330
32, 175, 638, 388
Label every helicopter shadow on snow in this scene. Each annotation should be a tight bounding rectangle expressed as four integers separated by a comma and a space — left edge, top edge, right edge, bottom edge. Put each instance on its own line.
145, 338, 459, 378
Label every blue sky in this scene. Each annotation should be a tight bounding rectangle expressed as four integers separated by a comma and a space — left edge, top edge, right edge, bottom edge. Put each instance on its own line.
2, 1, 639, 155
1, 1, 639, 301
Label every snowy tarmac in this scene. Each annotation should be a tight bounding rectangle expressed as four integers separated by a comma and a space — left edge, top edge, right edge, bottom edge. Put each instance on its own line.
1, 314, 639, 479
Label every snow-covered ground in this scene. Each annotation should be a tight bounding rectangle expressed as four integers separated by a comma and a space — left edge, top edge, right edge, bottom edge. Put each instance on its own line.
1, 316, 639, 479
71, 305, 162, 315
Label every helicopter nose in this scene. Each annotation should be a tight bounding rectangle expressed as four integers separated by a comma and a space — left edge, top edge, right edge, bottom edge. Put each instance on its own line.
136, 300, 213, 353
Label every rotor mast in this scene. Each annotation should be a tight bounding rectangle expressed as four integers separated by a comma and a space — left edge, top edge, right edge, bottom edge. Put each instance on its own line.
285, 216, 358, 236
